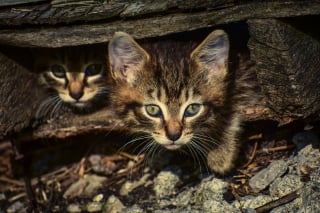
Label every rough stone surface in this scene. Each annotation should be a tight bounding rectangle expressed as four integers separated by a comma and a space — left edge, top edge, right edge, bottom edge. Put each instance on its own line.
269, 175, 303, 197
63, 174, 107, 198
153, 165, 182, 199
66, 203, 82, 213
120, 173, 151, 196
237, 195, 276, 210
249, 160, 288, 192
108, 143, 320, 212
102, 195, 125, 213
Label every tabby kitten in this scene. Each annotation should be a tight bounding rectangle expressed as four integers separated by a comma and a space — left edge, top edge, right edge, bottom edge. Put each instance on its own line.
108, 30, 256, 174
34, 45, 108, 118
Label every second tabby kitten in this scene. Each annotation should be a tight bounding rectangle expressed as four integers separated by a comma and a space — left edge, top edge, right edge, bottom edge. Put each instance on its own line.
108, 30, 257, 174
34, 45, 108, 118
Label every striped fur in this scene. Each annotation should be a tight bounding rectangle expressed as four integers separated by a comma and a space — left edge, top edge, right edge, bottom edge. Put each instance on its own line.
108, 30, 258, 174
34, 44, 109, 118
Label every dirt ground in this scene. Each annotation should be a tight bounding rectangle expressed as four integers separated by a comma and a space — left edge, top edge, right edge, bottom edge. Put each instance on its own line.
0, 118, 319, 212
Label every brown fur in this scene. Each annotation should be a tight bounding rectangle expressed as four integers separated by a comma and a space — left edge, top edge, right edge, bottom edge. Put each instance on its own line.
108, 31, 258, 174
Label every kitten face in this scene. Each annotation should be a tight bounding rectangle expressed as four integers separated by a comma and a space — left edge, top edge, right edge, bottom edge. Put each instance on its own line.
108, 31, 253, 174
35, 45, 108, 110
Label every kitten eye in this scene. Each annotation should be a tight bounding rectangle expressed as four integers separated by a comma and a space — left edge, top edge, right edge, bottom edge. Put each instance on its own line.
85, 64, 103, 76
145, 104, 162, 117
184, 104, 201, 117
51, 65, 66, 78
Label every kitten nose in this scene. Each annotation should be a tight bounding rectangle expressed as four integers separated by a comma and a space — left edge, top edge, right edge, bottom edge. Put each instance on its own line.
70, 90, 83, 100
166, 132, 182, 141
165, 120, 182, 141
69, 82, 84, 101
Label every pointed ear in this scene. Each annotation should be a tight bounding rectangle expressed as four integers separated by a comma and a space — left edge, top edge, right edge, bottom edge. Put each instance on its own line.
190, 30, 229, 82
108, 32, 150, 84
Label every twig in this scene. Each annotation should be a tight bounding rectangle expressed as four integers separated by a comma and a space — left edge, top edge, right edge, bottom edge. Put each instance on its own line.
248, 133, 263, 140
119, 152, 142, 162
8, 192, 27, 203
257, 144, 296, 154
241, 141, 258, 168
0, 176, 25, 186
254, 190, 300, 213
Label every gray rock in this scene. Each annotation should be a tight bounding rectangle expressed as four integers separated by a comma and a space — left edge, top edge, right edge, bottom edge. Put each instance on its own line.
249, 160, 288, 192
120, 173, 151, 196
66, 203, 82, 213
93, 193, 104, 202
173, 189, 193, 207
193, 176, 229, 204
0, 193, 5, 201
123, 205, 145, 213
6, 201, 26, 213
102, 195, 125, 213
296, 144, 320, 169
63, 174, 107, 198
298, 183, 320, 213
310, 167, 320, 185
237, 195, 275, 210
87, 202, 103, 212
202, 200, 241, 213
153, 165, 182, 198
269, 175, 304, 197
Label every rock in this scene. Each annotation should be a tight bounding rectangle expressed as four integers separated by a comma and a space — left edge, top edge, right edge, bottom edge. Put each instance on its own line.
249, 160, 288, 192
87, 202, 103, 212
6, 201, 26, 213
173, 189, 193, 207
193, 176, 229, 204
63, 174, 107, 198
0, 193, 6, 201
102, 195, 125, 213
296, 144, 320, 169
153, 165, 182, 199
269, 175, 304, 197
120, 173, 151, 196
93, 194, 104, 202
202, 200, 240, 213
123, 205, 145, 213
298, 182, 320, 213
237, 195, 275, 210
66, 203, 82, 213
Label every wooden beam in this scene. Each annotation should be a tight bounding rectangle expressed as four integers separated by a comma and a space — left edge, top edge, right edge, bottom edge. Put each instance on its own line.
248, 19, 320, 121
0, 1, 319, 47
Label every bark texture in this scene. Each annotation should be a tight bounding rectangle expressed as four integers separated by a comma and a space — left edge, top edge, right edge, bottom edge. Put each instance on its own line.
0, 1, 319, 47
248, 19, 320, 123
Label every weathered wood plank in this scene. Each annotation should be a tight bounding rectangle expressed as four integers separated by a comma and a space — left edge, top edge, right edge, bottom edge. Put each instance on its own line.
0, 49, 46, 140
0, 0, 232, 26
248, 19, 320, 122
0, 1, 319, 47
0, 0, 47, 7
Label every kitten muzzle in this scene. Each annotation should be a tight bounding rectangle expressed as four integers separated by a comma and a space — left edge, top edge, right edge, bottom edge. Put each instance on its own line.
69, 82, 84, 101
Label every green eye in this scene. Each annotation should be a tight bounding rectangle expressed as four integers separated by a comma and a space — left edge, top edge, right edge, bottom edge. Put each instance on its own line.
85, 64, 103, 76
51, 65, 66, 78
145, 104, 162, 117
184, 104, 201, 117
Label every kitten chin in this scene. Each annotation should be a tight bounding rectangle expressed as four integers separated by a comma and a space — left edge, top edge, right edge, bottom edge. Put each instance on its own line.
108, 30, 258, 174
34, 45, 109, 119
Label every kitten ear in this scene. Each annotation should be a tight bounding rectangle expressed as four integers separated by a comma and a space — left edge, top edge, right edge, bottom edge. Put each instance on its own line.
191, 30, 229, 82
108, 32, 150, 84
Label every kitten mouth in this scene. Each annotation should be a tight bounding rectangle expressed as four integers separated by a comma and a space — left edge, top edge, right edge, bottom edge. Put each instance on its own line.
163, 143, 182, 150
72, 101, 87, 108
